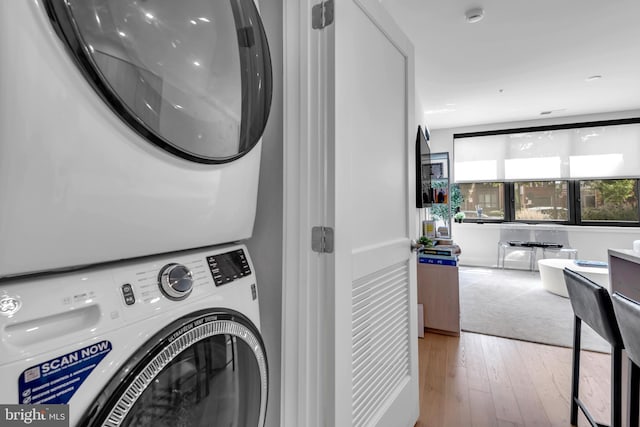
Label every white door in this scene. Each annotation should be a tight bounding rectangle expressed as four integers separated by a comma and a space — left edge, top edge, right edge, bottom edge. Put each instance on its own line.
282, 0, 418, 426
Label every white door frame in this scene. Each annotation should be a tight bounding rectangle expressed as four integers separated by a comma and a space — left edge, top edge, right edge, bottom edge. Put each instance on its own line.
281, 1, 328, 425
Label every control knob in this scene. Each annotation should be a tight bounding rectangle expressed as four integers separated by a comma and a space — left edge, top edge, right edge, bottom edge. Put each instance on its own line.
158, 263, 193, 300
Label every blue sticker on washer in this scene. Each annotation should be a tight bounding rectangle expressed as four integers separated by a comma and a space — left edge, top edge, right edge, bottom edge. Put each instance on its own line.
18, 340, 112, 405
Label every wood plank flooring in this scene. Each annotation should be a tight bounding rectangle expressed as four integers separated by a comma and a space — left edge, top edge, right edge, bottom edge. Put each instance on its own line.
416, 332, 611, 427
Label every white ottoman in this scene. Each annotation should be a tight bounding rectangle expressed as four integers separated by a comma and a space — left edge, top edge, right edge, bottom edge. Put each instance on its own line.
538, 258, 609, 298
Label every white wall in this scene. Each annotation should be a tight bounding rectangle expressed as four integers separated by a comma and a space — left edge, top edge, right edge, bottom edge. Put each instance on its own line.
452, 222, 640, 268
246, 1, 283, 426
425, 109, 640, 268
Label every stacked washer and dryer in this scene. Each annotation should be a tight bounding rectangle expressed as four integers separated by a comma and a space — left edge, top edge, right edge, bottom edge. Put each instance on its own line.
0, 0, 272, 425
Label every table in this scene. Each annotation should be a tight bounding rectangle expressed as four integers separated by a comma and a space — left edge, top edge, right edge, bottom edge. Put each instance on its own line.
537, 258, 609, 298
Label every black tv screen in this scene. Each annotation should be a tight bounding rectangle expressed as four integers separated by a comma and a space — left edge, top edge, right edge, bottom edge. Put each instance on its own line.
415, 125, 431, 208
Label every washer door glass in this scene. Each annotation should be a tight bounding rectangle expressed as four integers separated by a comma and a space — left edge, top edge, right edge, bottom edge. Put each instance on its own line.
46, 0, 272, 163
79, 313, 268, 427
122, 334, 263, 426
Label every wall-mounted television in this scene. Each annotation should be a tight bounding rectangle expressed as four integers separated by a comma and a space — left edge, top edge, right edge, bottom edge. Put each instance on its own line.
415, 125, 431, 208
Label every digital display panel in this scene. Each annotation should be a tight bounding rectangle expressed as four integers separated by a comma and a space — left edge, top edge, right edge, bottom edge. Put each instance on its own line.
207, 249, 252, 286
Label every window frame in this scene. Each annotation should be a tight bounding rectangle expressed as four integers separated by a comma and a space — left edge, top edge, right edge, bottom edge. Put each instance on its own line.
456, 179, 640, 226
511, 180, 571, 223
575, 178, 640, 226
456, 181, 506, 223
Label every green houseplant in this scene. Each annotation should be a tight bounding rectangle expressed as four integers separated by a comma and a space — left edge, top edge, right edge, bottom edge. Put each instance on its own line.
418, 235, 434, 248
453, 211, 466, 223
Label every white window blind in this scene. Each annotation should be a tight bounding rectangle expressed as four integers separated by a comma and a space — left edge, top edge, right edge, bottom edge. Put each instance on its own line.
454, 123, 640, 182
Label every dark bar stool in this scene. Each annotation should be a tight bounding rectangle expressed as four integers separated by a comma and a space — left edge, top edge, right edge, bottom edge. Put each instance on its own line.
611, 292, 640, 427
563, 268, 624, 427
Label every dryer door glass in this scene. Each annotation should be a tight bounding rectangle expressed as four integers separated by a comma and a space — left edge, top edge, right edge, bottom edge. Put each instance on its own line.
46, 0, 272, 163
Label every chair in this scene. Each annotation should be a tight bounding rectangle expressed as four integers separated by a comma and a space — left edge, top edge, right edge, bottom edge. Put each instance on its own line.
611, 292, 640, 427
497, 225, 536, 270
534, 227, 578, 260
563, 268, 624, 427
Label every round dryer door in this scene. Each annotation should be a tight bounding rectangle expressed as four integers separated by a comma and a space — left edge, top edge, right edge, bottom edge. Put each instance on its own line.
44, 0, 272, 163
78, 310, 268, 427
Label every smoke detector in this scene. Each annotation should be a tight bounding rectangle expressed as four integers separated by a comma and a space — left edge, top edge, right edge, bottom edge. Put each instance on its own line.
465, 8, 484, 23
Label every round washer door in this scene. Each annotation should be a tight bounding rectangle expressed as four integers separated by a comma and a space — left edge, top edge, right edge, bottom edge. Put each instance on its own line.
78, 310, 268, 427
44, 0, 272, 163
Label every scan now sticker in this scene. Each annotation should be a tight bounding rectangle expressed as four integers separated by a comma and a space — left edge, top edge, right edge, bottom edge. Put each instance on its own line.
18, 341, 112, 405
0, 404, 68, 426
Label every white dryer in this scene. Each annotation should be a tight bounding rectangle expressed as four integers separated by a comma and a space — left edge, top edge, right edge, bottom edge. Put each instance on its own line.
0, 0, 272, 278
0, 243, 268, 426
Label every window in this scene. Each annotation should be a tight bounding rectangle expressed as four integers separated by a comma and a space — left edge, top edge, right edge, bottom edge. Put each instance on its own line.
452, 118, 640, 226
458, 183, 505, 220
514, 181, 569, 221
580, 179, 639, 223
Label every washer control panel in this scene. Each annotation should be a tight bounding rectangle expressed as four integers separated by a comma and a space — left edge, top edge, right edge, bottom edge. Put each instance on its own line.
109, 245, 253, 309
0, 243, 258, 364
206, 249, 252, 286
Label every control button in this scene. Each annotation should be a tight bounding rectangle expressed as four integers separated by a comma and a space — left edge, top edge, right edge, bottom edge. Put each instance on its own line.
158, 263, 194, 301
121, 284, 136, 306
0, 295, 21, 316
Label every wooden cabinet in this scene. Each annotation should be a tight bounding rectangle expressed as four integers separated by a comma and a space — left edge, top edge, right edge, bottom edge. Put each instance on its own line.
417, 262, 460, 336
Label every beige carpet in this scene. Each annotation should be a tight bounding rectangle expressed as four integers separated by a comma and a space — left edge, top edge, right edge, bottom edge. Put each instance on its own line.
459, 266, 610, 353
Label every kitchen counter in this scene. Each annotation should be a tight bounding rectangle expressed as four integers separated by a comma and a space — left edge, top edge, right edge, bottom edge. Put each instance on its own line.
608, 248, 640, 302
607, 248, 640, 427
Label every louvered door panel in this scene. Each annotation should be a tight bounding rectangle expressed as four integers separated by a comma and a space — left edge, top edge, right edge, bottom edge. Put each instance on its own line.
352, 261, 410, 427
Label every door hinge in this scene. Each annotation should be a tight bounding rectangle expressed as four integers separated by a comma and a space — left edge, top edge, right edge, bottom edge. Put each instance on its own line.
312, 0, 334, 30
311, 226, 334, 253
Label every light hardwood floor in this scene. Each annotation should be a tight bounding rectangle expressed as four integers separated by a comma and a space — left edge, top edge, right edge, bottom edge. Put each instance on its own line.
416, 331, 611, 427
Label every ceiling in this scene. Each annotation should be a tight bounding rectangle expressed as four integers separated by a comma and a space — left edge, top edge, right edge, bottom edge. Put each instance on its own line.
381, 0, 640, 130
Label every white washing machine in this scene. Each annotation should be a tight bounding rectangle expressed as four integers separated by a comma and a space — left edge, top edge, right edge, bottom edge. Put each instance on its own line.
0, 0, 272, 278
0, 243, 268, 426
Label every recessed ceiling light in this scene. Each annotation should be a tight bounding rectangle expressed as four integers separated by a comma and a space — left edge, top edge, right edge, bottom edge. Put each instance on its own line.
539, 109, 566, 116
465, 8, 484, 23
585, 75, 603, 81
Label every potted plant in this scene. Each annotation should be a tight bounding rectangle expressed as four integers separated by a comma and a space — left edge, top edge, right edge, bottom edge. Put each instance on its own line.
418, 235, 434, 248
454, 211, 466, 223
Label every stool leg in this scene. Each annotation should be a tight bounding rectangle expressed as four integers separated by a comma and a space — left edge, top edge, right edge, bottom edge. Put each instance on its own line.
530, 248, 536, 271
571, 316, 582, 426
629, 361, 640, 427
612, 346, 623, 427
